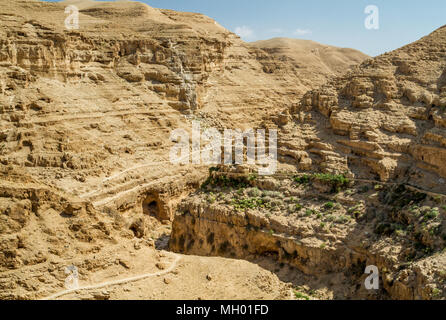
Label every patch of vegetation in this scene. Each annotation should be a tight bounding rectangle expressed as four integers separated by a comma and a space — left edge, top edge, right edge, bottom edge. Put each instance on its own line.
374, 184, 384, 191
324, 201, 335, 210
262, 190, 284, 199
305, 209, 315, 217
439, 270, 446, 282
395, 229, 407, 237
313, 173, 350, 193
345, 189, 354, 195
201, 174, 250, 190
294, 173, 350, 193
293, 174, 311, 185
381, 185, 427, 208
431, 288, 443, 299
429, 225, 441, 236
231, 197, 270, 211
294, 290, 310, 300
424, 208, 439, 221
206, 192, 216, 204
348, 204, 363, 219
209, 167, 219, 174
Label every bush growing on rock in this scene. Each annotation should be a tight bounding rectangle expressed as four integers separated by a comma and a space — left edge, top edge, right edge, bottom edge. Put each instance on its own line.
293, 173, 350, 193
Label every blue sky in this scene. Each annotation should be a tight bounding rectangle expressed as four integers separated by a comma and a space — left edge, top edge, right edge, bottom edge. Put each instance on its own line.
44, 0, 446, 56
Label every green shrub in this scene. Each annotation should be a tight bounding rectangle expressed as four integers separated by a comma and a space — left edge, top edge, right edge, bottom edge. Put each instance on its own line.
324, 202, 335, 210
207, 192, 216, 204
293, 173, 350, 193
305, 209, 314, 217
294, 291, 310, 300
232, 197, 268, 211
313, 173, 350, 193
431, 288, 442, 299
209, 167, 219, 174
294, 174, 310, 185
201, 174, 250, 189
424, 208, 439, 220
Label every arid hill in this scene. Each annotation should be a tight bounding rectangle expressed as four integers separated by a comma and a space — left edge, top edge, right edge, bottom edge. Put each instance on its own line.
251, 38, 369, 89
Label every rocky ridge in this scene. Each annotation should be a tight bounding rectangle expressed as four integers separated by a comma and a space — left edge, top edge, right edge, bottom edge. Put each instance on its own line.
275, 26, 446, 193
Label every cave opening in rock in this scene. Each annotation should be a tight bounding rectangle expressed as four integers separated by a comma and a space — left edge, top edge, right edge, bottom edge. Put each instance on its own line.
142, 196, 160, 218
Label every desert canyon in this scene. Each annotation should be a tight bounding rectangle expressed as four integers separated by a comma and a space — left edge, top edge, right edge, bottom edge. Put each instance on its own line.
0, 0, 445, 300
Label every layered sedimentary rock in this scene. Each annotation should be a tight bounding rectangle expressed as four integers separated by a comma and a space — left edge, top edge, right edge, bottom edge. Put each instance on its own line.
0, 0, 367, 206
0, 0, 370, 299
275, 26, 446, 193
170, 168, 446, 300
3, 0, 445, 301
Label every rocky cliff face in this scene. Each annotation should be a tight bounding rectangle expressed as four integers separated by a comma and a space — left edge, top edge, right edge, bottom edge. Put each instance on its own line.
277, 26, 446, 193
170, 168, 446, 300
0, 0, 370, 232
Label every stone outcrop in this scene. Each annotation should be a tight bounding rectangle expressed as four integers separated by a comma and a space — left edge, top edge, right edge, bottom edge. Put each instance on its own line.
275, 26, 446, 193
170, 169, 446, 300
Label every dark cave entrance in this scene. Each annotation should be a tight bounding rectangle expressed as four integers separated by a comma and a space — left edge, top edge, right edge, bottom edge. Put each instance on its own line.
142, 196, 160, 218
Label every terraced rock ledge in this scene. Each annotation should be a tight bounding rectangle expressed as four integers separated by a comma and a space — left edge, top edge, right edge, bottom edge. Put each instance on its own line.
170, 166, 446, 300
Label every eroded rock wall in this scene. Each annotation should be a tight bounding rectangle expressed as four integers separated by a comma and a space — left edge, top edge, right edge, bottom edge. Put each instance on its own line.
277, 26, 446, 193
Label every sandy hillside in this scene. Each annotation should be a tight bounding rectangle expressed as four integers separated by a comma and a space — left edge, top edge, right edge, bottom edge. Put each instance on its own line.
251, 38, 369, 88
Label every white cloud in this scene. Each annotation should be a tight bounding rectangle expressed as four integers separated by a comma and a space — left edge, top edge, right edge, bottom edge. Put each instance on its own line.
294, 28, 312, 36
234, 26, 254, 39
